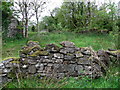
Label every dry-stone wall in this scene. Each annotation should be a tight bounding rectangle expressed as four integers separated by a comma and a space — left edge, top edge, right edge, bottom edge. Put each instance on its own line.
0, 41, 119, 85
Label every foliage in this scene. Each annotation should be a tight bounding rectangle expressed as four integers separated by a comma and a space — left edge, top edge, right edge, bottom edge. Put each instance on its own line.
1, 1, 13, 37
39, 1, 118, 33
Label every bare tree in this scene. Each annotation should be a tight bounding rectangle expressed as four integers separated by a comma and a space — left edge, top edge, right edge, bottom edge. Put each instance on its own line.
32, 0, 47, 32
14, 0, 34, 37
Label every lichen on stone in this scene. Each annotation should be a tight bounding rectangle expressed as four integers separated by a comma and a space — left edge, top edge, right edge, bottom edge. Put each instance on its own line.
110, 50, 120, 54
20, 45, 42, 55
2, 57, 20, 64
29, 50, 49, 57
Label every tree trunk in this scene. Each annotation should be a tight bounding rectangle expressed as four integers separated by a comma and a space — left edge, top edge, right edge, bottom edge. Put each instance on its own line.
24, 3, 28, 38
25, 18, 28, 37
36, 11, 39, 32
22, 15, 25, 38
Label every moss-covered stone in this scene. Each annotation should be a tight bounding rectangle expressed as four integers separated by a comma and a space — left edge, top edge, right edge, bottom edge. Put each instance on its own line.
110, 50, 120, 54
10, 61, 20, 64
27, 41, 39, 44
45, 43, 60, 52
2, 57, 18, 61
8, 71, 16, 79
27, 41, 39, 47
75, 51, 84, 58
20, 45, 42, 55
29, 50, 49, 57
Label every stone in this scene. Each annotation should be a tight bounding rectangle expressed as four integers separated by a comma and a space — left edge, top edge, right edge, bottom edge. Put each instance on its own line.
64, 54, 75, 60
106, 50, 120, 57
0, 69, 2, 73
54, 64, 64, 73
84, 66, 92, 75
42, 59, 53, 63
53, 53, 64, 59
22, 65, 28, 69
27, 59, 37, 65
81, 50, 91, 55
27, 41, 39, 47
43, 56, 50, 59
69, 61, 76, 64
45, 66, 52, 74
5, 63, 13, 68
12, 63, 19, 68
75, 65, 83, 74
43, 63, 47, 66
0, 63, 5, 69
77, 57, 91, 65
93, 64, 101, 71
2, 58, 14, 64
68, 64, 76, 73
80, 47, 92, 55
60, 41, 75, 47
0, 76, 8, 84
48, 63, 53, 67
98, 50, 110, 66
63, 64, 75, 73
60, 48, 75, 54
28, 65, 36, 74
75, 51, 84, 58
60, 48, 68, 54
54, 59, 63, 63
0, 74, 7, 77
57, 73, 65, 79
3, 68, 11, 73
37, 65, 44, 73
19, 54, 27, 58
39, 73, 46, 76
45, 43, 60, 52
29, 50, 49, 57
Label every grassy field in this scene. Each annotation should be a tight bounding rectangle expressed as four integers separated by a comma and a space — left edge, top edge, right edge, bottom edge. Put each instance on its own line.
1, 31, 119, 88
2, 31, 115, 59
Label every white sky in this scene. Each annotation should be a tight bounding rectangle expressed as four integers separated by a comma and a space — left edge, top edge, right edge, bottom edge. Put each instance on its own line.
13, 0, 119, 23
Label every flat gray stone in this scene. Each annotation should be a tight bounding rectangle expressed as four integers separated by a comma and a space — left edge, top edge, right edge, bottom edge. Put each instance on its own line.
28, 65, 36, 74
64, 54, 75, 60
54, 53, 64, 59
54, 59, 63, 63
3, 68, 11, 73
77, 57, 91, 65
75, 65, 83, 74
75, 51, 84, 58
60, 41, 75, 47
22, 65, 28, 69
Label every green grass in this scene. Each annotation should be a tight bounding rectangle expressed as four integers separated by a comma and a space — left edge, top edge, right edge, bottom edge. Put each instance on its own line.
2, 31, 115, 60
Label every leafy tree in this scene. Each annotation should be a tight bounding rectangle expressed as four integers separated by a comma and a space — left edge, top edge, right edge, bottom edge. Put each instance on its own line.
14, 0, 34, 38
32, 0, 47, 32
1, 1, 13, 37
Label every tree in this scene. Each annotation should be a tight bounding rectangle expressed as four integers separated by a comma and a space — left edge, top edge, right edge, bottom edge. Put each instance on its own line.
14, 0, 34, 37
32, 0, 47, 32
1, 1, 13, 37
